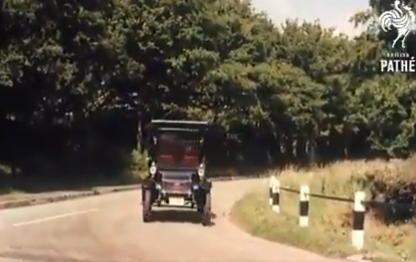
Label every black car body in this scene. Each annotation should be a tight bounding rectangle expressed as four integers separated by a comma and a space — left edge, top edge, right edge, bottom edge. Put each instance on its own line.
141, 119, 214, 225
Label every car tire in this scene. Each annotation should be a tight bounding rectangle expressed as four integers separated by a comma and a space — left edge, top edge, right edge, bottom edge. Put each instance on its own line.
142, 189, 152, 223
201, 192, 211, 226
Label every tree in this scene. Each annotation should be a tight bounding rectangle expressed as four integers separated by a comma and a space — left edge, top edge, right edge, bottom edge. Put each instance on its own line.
1, 0, 415, 185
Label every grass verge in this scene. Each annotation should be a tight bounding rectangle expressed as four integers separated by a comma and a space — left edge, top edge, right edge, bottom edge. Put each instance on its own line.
230, 190, 357, 259
230, 159, 416, 262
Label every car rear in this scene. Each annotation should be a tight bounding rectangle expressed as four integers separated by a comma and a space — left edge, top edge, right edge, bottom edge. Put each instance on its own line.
156, 171, 197, 207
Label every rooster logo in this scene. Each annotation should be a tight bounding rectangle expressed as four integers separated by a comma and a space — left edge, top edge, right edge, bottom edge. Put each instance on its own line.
379, 0, 416, 49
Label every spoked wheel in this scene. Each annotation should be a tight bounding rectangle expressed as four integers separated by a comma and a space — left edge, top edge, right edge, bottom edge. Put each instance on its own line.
142, 189, 152, 223
201, 192, 212, 226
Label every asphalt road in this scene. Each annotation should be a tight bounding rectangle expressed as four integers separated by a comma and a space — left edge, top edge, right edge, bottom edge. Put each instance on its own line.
0, 179, 348, 262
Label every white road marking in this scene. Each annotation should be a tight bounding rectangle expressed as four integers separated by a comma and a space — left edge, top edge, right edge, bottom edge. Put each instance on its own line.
12, 208, 98, 227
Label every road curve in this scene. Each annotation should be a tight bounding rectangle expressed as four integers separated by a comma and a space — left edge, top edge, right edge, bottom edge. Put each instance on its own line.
0, 179, 347, 262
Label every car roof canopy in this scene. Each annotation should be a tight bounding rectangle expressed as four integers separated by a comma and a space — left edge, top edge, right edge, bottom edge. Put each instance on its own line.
147, 119, 210, 134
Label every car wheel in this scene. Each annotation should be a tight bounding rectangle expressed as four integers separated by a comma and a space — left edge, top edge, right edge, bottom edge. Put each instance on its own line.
201, 192, 211, 226
142, 189, 152, 223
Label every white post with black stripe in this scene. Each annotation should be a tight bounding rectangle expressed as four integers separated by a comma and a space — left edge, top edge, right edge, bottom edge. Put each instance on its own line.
299, 185, 309, 227
268, 176, 275, 206
352, 191, 365, 250
271, 178, 280, 213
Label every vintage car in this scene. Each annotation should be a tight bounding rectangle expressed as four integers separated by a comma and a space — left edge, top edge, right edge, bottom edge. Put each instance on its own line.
141, 119, 214, 226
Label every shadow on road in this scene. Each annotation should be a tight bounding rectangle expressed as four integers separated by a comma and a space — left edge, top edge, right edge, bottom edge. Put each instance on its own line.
150, 210, 217, 226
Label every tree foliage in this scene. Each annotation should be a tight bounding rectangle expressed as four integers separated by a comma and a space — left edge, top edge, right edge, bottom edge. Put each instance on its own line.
0, 0, 415, 182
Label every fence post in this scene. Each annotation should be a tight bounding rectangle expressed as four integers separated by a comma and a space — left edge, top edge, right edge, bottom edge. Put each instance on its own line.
268, 176, 275, 205
299, 185, 309, 227
271, 179, 280, 213
352, 191, 365, 250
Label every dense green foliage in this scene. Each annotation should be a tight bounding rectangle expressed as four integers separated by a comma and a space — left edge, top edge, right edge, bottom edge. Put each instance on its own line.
0, 0, 415, 186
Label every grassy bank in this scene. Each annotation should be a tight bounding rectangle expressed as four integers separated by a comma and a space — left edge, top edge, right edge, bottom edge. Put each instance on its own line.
0, 150, 148, 195
230, 158, 416, 262
0, 148, 274, 197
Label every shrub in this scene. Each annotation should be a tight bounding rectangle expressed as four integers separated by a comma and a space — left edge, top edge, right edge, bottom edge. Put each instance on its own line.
364, 154, 416, 223
129, 149, 148, 179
